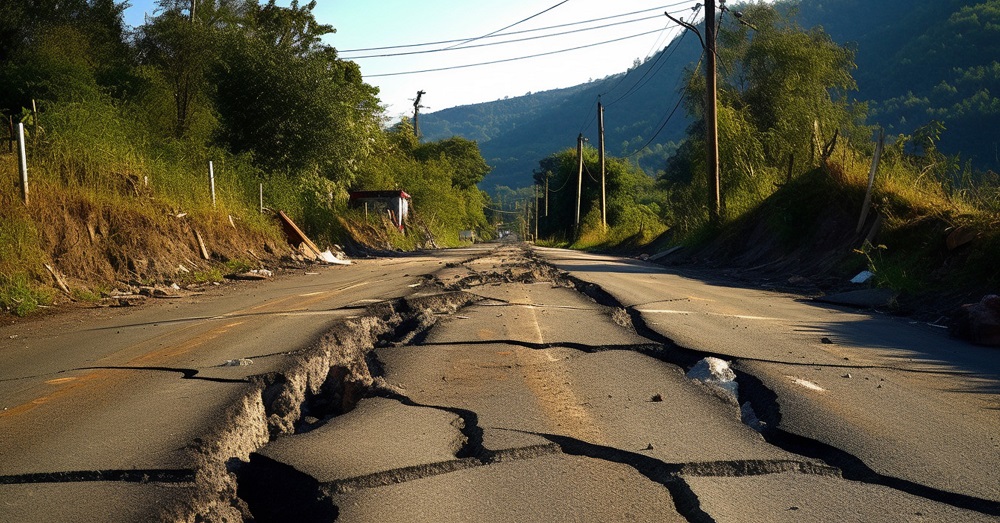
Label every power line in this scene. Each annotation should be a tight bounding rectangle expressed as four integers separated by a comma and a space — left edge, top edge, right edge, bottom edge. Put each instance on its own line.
442, 0, 571, 51
576, 6, 700, 133
484, 206, 525, 215
339, 3, 688, 53
342, 14, 667, 59
604, 27, 684, 107
625, 49, 705, 158
363, 28, 664, 78
605, 5, 701, 107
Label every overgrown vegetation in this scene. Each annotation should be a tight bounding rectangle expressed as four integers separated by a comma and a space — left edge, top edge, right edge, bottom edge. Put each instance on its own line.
528, 1, 1000, 302
0, 0, 495, 315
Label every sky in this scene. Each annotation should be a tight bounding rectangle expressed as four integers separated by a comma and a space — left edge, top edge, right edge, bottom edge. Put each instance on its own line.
122, 0, 718, 119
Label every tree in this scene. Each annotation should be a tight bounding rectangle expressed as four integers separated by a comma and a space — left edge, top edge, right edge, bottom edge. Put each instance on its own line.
212, 0, 381, 180
413, 137, 491, 189
138, 0, 231, 138
663, 3, 866, 222
0, 0, 131, 115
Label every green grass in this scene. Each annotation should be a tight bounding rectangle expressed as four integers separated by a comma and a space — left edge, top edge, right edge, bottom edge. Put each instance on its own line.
0, 273, 54, 316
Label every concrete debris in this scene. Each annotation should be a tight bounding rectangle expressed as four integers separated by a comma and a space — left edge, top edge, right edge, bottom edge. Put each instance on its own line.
139, 286, 180, 299
648, 246, 683, 262
319, 250, 351, 266
850, 270, 875, 284
222, 358, 254, 367
946, 225, 977, 251
687, 357, 739, 399
227, 269, 274, 281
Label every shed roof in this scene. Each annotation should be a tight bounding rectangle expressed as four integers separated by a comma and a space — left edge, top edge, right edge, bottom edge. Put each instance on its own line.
349, 190, 411, 200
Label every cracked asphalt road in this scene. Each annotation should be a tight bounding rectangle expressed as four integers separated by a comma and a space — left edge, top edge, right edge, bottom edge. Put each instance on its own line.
1, 243, 998, 522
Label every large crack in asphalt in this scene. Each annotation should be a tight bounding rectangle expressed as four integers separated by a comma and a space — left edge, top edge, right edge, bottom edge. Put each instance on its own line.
174, 244, 999, 521
151, 291, 478, 521
555, 257, 1000, 518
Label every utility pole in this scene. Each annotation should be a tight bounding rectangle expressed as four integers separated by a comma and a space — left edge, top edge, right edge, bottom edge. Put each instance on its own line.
544, 171, 549, 217
412, 90, 426, 138
667, 2, 721, 224
190, 0, 196, 22
598, 100, 607, 228
575, 133, 585, 234
534, 182, 539, 240
705, 0, 720, 223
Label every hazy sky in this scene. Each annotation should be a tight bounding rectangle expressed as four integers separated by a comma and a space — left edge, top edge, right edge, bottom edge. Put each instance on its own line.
123, 1, 717, 119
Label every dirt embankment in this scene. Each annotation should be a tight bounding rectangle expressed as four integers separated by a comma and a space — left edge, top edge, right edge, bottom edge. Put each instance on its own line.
3, 182, 295, 313
650, 168, 997, 323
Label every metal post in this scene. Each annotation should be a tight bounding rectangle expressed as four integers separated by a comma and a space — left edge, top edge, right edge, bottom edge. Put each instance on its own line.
705, 0, 720, 223
17, 123, 28, 204
259, 183, 263, 214
208, 160, 216, 207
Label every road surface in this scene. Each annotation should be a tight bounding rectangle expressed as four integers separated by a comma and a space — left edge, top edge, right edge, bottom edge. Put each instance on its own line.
0, 244, 997, 522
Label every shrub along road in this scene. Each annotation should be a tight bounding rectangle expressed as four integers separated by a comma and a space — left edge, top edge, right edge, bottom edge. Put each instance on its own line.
0, 244, 997, 521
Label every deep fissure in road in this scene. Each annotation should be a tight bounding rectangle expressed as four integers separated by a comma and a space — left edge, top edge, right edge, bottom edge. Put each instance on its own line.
178, 245, 998, 521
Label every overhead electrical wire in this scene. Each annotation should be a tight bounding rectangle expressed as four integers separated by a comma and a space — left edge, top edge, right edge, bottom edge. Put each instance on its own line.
604, 4, 701, 107
442, 0, 572, 51
603, 26, 686, 107
339, 3, 690, 54
363, 28, 664, 78
342, 14, 667, 59
624, 49, 706, 158
483, 206, 525, 215
576, 4, 701, 134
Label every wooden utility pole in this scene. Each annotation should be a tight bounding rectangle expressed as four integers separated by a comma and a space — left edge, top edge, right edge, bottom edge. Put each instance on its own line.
544, 171, 549, 217
31, 99, 38, 154
534, 183, 539, 240
598, 101, 607, 228
705, 0, 721, 223
412, 90, 426, 138
575, 133, 585, 233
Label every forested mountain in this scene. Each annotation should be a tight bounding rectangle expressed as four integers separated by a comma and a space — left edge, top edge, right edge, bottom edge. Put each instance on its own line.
797, 0, 1000, 169
419, 32, 703, 190
421, 0, 1000, 191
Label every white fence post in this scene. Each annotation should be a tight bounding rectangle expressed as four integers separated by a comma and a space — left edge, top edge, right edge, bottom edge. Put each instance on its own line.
17, 123, 28, 204
208, 160, 216, 207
